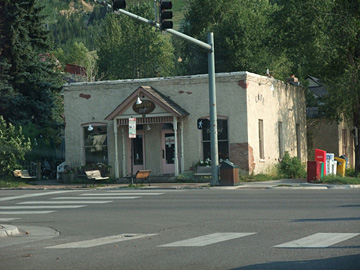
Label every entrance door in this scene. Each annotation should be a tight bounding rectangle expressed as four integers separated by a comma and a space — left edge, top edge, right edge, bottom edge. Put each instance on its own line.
128, 132, 145, 175
162, 130, 175, 174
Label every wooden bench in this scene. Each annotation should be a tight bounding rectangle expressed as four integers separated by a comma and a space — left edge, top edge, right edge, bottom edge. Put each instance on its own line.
193, 166, 212, 177
135, 170, 151, 186
85, 170, 109, 186
13, 170, 37, 183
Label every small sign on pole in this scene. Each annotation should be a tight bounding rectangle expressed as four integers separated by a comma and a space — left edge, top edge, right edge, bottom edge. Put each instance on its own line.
129, 118, 136, 138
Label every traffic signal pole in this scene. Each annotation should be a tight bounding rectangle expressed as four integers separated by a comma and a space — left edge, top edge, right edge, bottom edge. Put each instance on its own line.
114, 8, 219, 185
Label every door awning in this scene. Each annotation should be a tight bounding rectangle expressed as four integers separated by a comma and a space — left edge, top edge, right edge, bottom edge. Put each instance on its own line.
105, 86, 189, 123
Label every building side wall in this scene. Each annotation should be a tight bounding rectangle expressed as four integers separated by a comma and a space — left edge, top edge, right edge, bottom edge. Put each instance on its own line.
246, 75, 307, 174
308, 119, 355, 168
63, 72, 306, 177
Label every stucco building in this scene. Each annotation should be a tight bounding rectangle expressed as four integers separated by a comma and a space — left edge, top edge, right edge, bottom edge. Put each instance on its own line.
306, 76, 354, 167
63, 71, 307, 179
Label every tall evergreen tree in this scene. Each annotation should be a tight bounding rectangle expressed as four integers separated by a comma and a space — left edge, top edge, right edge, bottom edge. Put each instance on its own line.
0, 0, 62, 126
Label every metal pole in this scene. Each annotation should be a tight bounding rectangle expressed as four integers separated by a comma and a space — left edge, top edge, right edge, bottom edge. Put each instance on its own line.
207, 32, 219, 185
131, 138, 134, 185
114, 8, 218, 185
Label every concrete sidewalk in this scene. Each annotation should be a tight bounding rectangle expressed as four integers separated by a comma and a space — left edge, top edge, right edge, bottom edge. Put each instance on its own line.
1, 178, 360, 190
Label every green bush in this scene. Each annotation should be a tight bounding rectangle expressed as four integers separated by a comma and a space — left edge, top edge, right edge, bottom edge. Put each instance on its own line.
278, 152, 306, 178
175, 171, 195, 182
0, 117, 31, 177
345, 168, 355, 177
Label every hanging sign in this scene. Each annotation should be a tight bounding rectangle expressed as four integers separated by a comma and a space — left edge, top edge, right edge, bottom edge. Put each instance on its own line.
129, 118, 136, 138
133, 100, 155, 114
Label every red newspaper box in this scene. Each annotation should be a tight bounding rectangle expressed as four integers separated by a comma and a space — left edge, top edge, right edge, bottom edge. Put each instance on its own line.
307, 161, 321, 182
315, 149, 326, 176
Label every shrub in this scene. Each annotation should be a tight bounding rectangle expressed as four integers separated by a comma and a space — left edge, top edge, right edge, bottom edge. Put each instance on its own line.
0, 117, 31, 177
345, 168, 355, 177
175, 171, 195, 182
278, 152, 306, 178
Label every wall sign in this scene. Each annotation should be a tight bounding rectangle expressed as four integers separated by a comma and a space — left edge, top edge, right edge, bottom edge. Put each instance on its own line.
133, 100, 155, 114
129, 118, 136, 138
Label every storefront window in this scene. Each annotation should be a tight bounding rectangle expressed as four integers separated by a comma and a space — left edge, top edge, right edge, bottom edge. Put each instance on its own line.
201, 119, 229, 161
84, 125, 108, 165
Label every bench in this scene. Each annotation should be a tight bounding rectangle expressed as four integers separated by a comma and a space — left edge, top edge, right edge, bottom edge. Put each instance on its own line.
85, 170, 109, 186
193, 166, 212, 177
13, 170, 37, 183
135, 170, 151, 186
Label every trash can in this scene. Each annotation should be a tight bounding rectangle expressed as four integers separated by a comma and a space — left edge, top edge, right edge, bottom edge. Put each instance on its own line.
307, 161, 321, 182
334, 157, 346, 176
219, 160, 239, 186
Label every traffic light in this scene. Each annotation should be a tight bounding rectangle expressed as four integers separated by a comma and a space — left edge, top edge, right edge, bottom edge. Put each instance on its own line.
112, 0, 126, 10
159, 1, 173, 30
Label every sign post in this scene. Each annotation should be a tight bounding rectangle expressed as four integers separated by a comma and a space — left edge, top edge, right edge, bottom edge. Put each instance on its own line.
129, 117, 136, 185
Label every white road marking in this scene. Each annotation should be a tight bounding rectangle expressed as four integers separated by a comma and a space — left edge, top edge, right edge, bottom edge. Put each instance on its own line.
46, 233, 158, 249
106, 190, 182, 192
0, 205, 85, 209
0, 211, 56, 214
81, 193, 163, 196
159, 233, 256, 247
275, 233, 360, 248
0, 191, 78, 202
53, 196, 139, 200
18, 201, 112, 204
0, 218, 20, 221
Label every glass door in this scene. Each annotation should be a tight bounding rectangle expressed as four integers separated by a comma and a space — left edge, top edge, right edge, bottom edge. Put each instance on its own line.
162, 130, 175, 174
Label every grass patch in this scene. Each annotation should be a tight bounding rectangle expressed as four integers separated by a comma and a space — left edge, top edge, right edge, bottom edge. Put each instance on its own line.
320, 175, 360, 185
0, 179, 28, 188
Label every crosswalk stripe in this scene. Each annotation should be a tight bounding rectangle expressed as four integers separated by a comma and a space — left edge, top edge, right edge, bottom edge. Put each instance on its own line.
81, 193, 163, 196
0, 191, 78, 202
18, 201, 112, 204
0, 211, 56, 214
0, 218, 20, 221
53, 196, 139, 200
0, 205, 86, 209
159, 233, 256, 247
275, 233, 360, 248
46, 233, 158, 249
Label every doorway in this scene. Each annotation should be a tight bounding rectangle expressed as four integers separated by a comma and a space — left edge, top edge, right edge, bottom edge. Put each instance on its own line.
162, 130, 175, 174
128, 131, 145, 175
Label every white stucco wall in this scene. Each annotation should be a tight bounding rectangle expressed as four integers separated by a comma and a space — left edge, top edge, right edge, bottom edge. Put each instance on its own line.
63, 71, 306, 177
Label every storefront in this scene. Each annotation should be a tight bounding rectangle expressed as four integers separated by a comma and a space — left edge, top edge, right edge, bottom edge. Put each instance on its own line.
63, 71, 307, 178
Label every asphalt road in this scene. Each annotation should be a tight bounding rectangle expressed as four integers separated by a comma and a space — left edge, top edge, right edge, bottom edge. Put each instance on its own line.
0, 188, 359, 270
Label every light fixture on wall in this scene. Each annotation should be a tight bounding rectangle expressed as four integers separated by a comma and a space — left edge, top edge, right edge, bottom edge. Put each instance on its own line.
88, 124, 94, 131
136, 95, 142, 105
146, 124, 151, 131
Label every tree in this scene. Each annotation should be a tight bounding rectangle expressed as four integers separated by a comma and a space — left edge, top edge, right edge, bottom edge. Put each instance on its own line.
177, 0, 286, 77
96, 3, 175, 80
0, 0, 63, 168
0, 116, 31, 177
0, 0, 62, 127
272, 0, 360, 174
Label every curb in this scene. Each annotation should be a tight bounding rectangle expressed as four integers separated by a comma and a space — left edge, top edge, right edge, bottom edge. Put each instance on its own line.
0, 224, 20, 237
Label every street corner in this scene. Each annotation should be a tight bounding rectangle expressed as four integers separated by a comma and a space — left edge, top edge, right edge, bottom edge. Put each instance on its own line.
0, 224, 20, 237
